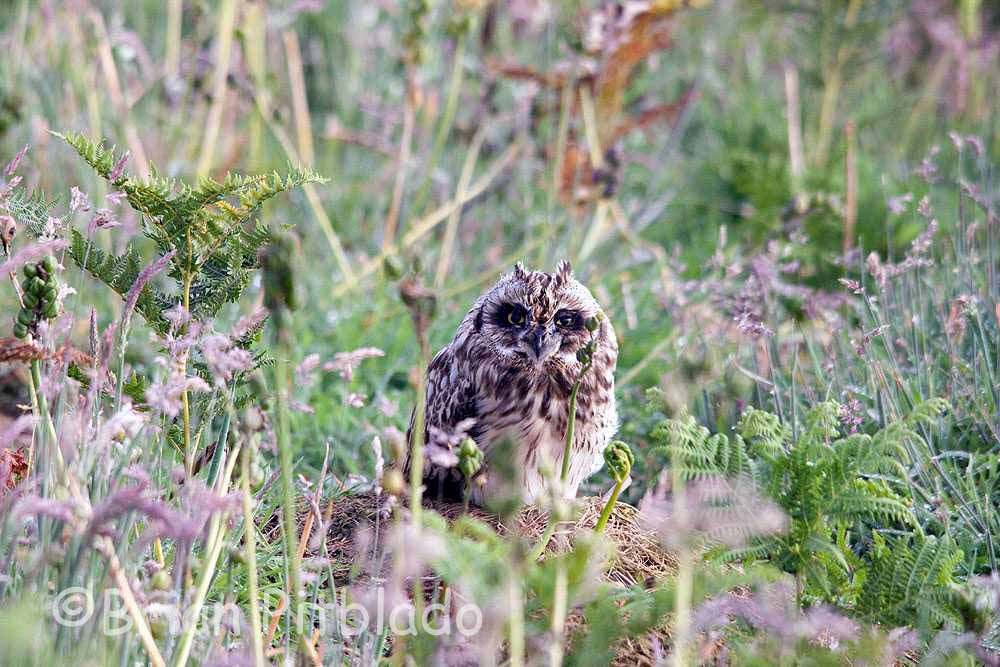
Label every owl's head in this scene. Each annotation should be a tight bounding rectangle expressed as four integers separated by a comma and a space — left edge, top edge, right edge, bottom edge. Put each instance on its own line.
470, 261, 607, 369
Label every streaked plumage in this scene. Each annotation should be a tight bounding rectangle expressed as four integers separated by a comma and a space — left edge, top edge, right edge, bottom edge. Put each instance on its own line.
407, 261, 618, 506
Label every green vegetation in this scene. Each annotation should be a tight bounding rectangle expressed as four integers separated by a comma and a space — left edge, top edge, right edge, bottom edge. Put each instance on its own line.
0, 0, 998, 665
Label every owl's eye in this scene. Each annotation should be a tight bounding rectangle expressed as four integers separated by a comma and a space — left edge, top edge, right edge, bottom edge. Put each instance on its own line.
554, 310, 579, 329
503, 304, 528, 327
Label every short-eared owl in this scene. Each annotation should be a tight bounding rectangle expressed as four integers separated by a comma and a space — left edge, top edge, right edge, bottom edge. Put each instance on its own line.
408, 261, 618, 506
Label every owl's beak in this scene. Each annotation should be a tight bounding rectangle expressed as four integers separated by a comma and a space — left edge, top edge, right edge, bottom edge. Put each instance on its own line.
526, 325, 553, 362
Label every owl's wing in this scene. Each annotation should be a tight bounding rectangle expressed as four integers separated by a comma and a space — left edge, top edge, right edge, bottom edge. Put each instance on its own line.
403, 345, 480, 499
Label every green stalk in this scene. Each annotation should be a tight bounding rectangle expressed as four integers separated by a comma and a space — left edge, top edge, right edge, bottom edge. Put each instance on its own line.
560, 349, 594, 482
531, 360, 588, 563
593, 478, 624, 534
409, 336, 430, 620
548, 557, 568, 667
508, 570, 525, 667
30, 360, 58, 444
173, 444, 242, 667
240, 435, 266, 667
182, 232, 195, 477
274, 352, 307, 658
528, 521, 557, 563
671, 461, 691, 667
531, 324, 599, 561
243, 0, 266, 171
29, 358, 63, 484
165, 0, 182, 81
113, 318, 133, 413
559, 380, 582, 483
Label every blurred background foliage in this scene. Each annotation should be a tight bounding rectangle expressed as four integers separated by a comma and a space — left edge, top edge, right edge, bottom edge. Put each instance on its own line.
0, 0, 997, 478
1, 1, 1000, 663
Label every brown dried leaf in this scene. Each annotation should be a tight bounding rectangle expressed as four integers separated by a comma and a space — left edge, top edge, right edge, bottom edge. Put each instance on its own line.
0, 446, 28, 493
0, 338, 45, 364
0, 338, 93, 367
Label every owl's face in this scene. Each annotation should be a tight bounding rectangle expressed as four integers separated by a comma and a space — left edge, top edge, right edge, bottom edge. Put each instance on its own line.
474, 262, 603, 369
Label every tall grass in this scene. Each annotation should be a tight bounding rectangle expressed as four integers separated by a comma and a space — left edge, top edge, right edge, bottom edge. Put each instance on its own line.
0, 0, 999, 665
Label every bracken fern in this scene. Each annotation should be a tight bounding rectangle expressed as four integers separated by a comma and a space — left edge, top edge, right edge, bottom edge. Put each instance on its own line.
647, 395, 973, 636
22, 133, 324, 333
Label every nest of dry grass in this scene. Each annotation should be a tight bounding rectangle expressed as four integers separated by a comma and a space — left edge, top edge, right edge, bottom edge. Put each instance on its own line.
264, 491, 677, 665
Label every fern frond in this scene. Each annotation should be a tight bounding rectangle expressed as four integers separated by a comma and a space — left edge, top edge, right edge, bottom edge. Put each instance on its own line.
47, 133, 322, 333
736, 406, 787, 456
2, 189, 55, 231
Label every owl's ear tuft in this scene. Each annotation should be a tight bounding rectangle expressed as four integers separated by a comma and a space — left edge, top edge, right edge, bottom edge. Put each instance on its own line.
512, 262, 529, 280
555, 260, 573, 284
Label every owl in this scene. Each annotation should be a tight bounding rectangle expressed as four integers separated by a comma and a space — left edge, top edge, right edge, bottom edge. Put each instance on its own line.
407, 261, 618, 506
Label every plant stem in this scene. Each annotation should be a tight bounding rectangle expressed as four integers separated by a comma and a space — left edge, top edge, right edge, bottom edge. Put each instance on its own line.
548, 558, 567, 667
28, 358, 63, 482
241, 435, 266, 667
843, 120, 857, 255
243, 0, 266, 170
165, 0, 182, 81
508, 571, 525, 667
528, 521, 557, 562
248, 85, 356, 283
331, 138, 523, 297
172, 495, 237, 667
560, 355, 592, 483
594, 478, 624, 534
409, 335, 430, 619
98, 538, 166, 667
282, 29, 314, 167
182, 232, 194, 477
274, 352, 307, 658
812, 0, 862, 169
672, 462, 691, 667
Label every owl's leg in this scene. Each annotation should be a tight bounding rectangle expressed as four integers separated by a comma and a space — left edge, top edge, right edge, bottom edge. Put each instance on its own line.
423, 466, 465, 503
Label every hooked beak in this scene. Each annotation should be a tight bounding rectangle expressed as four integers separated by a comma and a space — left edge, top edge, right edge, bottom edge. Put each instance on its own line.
525, 325, 553, 362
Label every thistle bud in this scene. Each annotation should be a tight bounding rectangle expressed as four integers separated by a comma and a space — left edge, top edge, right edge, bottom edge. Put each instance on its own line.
42, 255, 58, 273
576, 348, 592, 365
22, 263, 37, 279
585, 316, 599, 332
150, 570, 171, 592
382, 254, 404, 281
458, 437, 483, 480
25, 276, 45, 295
383, 468, 405, 496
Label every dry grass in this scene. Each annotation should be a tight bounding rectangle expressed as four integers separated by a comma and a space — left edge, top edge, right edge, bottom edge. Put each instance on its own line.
269, 492, 678, 585
262, 491, 678, 664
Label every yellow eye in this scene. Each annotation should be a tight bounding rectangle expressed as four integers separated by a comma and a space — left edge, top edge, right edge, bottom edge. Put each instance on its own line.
555, 311, 577, 328
507, 308, 525, 326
